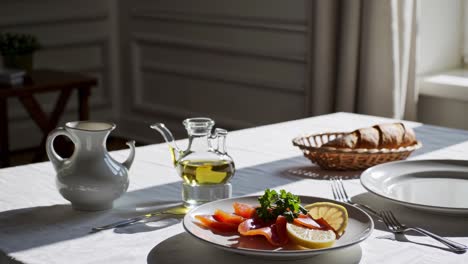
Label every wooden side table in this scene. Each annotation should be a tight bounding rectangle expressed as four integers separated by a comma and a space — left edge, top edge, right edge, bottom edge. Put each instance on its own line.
0, 69, 97, 167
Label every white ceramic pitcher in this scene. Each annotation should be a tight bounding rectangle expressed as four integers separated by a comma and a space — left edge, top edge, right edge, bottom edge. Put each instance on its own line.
46, 121, 135, 211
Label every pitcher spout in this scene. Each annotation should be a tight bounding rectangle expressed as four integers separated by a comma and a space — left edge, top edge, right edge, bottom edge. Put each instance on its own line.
150, 123, 181, 164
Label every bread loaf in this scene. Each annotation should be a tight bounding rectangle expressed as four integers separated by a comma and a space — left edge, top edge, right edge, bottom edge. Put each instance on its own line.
322, 123, 417, 149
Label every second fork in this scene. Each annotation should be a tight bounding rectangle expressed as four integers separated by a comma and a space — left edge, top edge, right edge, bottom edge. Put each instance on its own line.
380, 210, 467, 253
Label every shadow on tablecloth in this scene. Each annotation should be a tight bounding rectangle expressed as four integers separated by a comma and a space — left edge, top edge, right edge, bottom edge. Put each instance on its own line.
0, 249, 23, 264
283, 164, 362, 180
412, 124, 468, 156
0, 204, 107, 253
0, 200, 184, 253
146, 232, 362, 264
3, 124, 468, 255
352, 192, 468, 237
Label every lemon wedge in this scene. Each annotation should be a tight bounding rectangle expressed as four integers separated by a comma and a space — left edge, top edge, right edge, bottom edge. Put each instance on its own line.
286, 223, 336, 249
304, 202, 348, 236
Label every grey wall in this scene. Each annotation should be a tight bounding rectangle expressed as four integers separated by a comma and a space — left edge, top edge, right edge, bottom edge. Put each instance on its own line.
0, 0, 118, 150
1, 0, 311, 148
117, 0, 309, 141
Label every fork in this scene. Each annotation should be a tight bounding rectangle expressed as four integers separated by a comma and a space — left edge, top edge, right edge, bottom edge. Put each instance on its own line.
380, 210, 467, 253
330, 177, 380, 218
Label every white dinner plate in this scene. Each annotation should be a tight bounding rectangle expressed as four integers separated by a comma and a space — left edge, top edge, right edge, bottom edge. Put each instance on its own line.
182, 195, 373, 259
360, 159, 468, 215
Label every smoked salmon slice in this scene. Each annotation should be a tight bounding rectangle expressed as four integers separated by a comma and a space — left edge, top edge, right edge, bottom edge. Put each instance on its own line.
238, 215, 288, 246
213, 209, 244, 225
233, 202, 257, 218
293, 214, 327, 230
195, 215, 239, 232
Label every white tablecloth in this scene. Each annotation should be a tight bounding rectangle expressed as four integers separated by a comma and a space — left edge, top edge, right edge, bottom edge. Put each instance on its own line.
1, 112, 467, 263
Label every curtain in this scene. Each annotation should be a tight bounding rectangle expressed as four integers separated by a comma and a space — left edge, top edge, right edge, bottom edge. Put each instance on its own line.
306, 0, 418, 120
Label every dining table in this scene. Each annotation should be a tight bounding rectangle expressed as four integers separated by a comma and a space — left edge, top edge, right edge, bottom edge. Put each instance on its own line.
1, 112, 467, 264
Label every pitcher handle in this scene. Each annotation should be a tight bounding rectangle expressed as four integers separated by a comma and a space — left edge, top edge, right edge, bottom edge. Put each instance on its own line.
46, 127, 73, 170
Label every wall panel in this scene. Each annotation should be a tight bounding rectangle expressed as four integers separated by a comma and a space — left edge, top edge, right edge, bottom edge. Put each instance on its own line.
138, 71, 304, 125
130, 0, 307, 22
118, 0, 308, 141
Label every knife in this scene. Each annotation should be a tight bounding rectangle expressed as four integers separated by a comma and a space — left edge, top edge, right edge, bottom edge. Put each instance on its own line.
91, 207, 187, 232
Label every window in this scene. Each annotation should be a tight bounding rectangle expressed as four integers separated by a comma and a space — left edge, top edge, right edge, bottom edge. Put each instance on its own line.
417, 0, 468, 129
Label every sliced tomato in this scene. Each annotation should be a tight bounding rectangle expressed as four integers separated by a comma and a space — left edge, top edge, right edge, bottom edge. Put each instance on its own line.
195, 215, 239, 232
238, 215, 288, 246
233, 202, 257, 218
213, 209, 244, 225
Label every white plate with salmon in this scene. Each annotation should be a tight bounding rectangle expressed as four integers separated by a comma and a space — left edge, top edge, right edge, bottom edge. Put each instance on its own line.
183, 190, 373, 259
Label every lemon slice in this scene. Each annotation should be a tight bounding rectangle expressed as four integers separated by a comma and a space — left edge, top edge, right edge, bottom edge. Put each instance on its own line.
304, 202, 348, 236
286, 223, 336, 249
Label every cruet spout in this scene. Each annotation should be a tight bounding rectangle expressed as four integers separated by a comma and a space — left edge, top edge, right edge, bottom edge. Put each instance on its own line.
150, 123, 181, 163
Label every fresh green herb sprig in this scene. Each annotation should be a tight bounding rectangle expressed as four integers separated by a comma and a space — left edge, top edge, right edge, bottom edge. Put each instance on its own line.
256, 189, 308, 222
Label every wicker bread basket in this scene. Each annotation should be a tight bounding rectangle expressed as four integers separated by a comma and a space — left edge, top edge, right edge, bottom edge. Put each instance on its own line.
292, 132, 422, 170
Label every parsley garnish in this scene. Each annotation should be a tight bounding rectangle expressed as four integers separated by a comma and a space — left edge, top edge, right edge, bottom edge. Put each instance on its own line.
256, 189, 308, 222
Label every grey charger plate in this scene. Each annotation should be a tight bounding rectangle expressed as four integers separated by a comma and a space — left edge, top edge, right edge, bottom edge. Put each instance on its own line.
183, 195, 373, 259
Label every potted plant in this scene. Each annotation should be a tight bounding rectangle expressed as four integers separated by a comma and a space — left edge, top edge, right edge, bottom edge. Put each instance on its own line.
0, 32, 41, 73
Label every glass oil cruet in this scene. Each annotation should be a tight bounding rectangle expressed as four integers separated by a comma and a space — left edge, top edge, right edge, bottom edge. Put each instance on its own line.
150, 117, 235, 208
